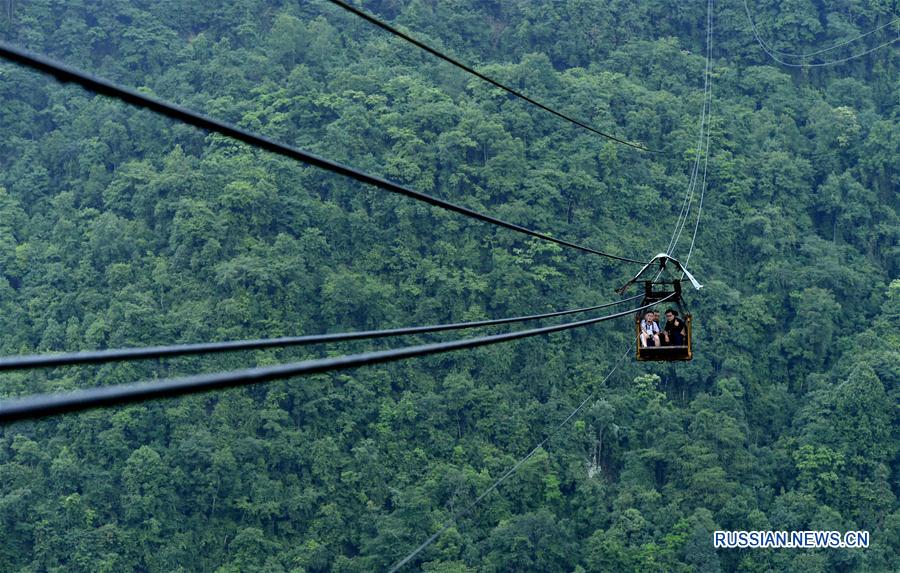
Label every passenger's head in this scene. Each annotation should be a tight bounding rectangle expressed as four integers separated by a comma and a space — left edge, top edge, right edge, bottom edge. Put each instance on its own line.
644, 311, 654, 321
665, 309, 678, 320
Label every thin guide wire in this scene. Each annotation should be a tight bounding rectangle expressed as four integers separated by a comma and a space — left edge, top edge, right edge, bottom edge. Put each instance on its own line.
388, 342, 636, 571
743, 1, 899, 67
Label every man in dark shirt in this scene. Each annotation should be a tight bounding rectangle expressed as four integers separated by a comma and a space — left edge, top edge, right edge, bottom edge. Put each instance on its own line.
662, 309, 686, 346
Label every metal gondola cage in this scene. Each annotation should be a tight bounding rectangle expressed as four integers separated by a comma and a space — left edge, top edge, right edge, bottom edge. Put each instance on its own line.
617, 254, 702, 362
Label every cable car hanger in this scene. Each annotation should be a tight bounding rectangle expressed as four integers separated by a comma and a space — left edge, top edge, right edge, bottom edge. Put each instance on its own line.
616, 253, 703, 295
616, 254, 701, 362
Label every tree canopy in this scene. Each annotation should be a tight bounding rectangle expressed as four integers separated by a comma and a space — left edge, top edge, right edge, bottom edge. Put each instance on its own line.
0, 1, 897, 571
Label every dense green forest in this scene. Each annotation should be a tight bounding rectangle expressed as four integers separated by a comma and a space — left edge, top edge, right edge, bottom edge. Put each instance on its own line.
0, 0, 897, 571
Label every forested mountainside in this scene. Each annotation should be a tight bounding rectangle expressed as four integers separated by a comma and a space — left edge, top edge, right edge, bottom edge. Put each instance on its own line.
0, 1, 897, 571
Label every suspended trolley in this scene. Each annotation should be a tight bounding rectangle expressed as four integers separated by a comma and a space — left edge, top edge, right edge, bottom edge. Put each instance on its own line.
617, 254, 702, 362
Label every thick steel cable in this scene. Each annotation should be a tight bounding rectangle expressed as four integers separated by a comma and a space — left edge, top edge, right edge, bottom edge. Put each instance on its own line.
387, 342, 635, 572
322, 0, 658, 153
0, 42, 647, 265
743, 1, 900, 67
0, 296, 670, 423
0, 295, 642, 371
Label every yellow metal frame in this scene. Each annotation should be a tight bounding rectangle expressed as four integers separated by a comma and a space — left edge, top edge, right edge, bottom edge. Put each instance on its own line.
685, 314, 693, 360
635, 319, 643, 361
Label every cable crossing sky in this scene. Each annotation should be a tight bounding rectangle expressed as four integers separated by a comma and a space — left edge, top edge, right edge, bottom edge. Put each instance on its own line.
0, 41, 647, 265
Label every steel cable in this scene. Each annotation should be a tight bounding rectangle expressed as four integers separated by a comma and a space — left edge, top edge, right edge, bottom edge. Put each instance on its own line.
0, 295, 642, 371
323, 0, 658, 152
0, 296, 670, 423
0, 41, 647, 265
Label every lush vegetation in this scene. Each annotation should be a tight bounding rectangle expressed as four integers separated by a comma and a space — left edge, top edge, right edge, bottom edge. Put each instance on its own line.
0, 1, 897, 571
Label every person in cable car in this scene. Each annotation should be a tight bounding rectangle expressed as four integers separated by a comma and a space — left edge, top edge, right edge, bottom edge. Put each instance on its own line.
621, 254, 700, 361
661, 308, 686, 346
640, 311, 660, 347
